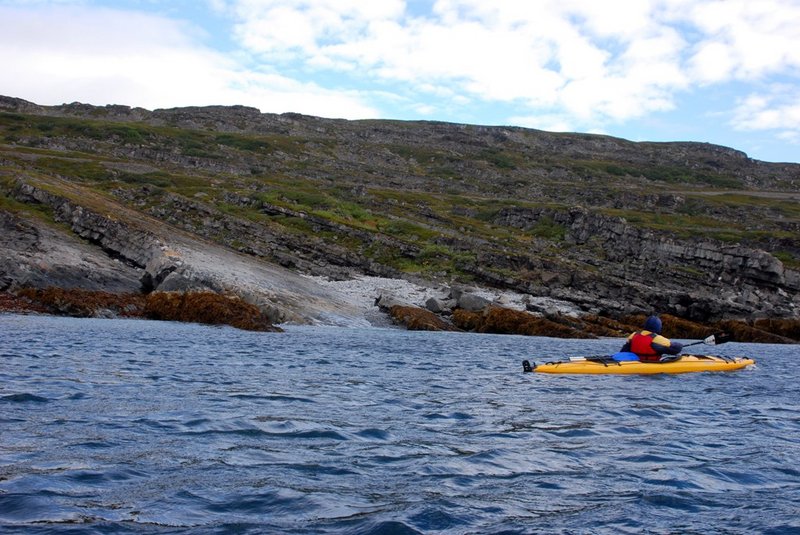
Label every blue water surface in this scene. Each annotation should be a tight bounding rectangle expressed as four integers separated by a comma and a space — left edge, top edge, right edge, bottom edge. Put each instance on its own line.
1, 313, 798, 534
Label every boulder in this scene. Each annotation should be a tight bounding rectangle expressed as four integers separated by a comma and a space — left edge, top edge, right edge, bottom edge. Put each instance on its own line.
374, 290, 412, 310
448, 284, 479, 301
425, 296, 456, 314
457, 292, 490, 311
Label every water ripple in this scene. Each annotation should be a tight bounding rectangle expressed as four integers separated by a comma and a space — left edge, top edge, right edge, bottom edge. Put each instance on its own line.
1, 315, 798, 534
0, 393, 50, 403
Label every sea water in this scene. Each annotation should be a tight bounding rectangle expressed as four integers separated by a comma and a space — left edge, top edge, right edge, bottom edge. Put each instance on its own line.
1, 313, 798, 534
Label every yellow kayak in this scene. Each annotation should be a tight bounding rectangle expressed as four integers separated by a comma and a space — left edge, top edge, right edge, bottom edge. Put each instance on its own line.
523, 355, 755, 375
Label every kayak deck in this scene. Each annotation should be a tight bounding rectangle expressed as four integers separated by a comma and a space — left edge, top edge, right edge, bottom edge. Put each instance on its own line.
523, 354, 755, 375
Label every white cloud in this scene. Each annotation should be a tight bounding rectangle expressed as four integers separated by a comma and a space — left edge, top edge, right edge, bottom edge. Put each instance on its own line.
230, 0, 405, 56
221, 0, 705, 127
686, 0, 800, 81
206, 0, 231, 12
731, 87, 800, 134
689, 42, 736, 83
508, 113, 577, 133
412, 103, 437, 116
564, 0, 658, 39
0, 5, 379, 118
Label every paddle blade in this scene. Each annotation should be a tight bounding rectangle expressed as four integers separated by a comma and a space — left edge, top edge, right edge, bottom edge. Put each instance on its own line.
704, 332, 732, 345
713, 332, 733, 344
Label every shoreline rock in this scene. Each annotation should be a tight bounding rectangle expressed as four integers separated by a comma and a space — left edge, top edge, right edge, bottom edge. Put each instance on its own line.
2, 96, 798, 337
2, 284, 799, 343
3, 288, 282, 332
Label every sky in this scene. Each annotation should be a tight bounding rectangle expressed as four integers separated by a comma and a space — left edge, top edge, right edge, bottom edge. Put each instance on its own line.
1, 0, 799, 163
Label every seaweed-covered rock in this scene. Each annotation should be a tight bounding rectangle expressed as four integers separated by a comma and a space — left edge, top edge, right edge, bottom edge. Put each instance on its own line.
143, 291, 282, 332
453, 306, 594, 338
15, 287, 146, 318
387, 305, 459, 331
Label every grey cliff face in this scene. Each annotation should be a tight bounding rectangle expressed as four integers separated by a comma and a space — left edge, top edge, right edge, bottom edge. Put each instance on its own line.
0, 210, 143, 293
492, 206, 798, 319
3, 177, 366, 325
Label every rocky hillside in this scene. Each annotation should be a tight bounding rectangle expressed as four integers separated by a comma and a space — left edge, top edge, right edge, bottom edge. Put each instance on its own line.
1, 95, 799, 330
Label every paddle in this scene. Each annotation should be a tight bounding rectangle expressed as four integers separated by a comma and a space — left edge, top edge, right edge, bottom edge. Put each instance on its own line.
681, 332, 732, 348
657, 332, 733, 362
522, 333, 734, 371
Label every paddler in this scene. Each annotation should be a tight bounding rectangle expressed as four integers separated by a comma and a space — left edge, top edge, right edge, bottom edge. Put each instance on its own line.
620, 315, 683, 362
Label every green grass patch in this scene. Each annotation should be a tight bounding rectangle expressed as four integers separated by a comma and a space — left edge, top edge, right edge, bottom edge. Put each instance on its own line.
34, 157, 113, 182
378, 219, 438, 241
478, 148, 517, 170
313, 203, 384, 230
773, 251, 800, 270
0, 113, 300, 160
603, 208, 748, 239
260, 189, 333, 210
418, 243, 451, 260
388, 144, 454, 165
530, 215, 566, 241
268, 214, 315, 234
691, 193, 800, 219
215, 133, 271, 153
0, 187, 65, 229
572, 159, 744, 188
117, 171, 174, 188
3, 114, 152, 144
574, 160, 636, 177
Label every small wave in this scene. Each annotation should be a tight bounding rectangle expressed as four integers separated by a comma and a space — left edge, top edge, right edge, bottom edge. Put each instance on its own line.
409, 507, 469, 532
132, 418, 179, 431
203, 490, 315, 516
642, 476, 704, 490
0, 417, 25, 423
287, 463, 359, 477
640, 491, 703, 512
697, 466, 769, 489
356, 428, 392, 441
183, 427, 271, 438
0, 493, 53, 522
547, 428, 599, 438
73, 440, 116, 450
182, 417, 213, 428
610, 425, 646, 435
182, 424, 349, 441
0, 393, 49, 403
229, 393, 314, 403
287, 429, 349, 440
423, 412, 473, 420
350, 520, 424, 535
619, 453, 681, 464
63, 467, 147, 485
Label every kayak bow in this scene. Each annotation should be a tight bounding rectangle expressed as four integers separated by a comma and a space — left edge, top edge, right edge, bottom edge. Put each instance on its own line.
523, 354, 755, 375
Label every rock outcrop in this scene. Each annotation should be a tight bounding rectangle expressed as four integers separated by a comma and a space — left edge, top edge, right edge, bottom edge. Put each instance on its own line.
0, 210, 143, 293
1, 95, 799, 333
492, 206, 800, 321
2, 175, 369, 326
